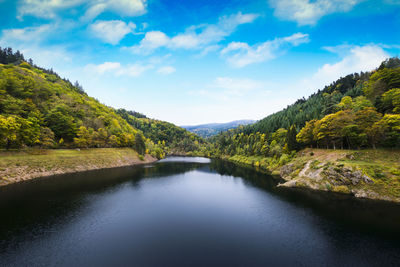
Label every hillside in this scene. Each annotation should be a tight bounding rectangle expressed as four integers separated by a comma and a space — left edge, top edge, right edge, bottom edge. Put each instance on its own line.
0, 47, 201, 158
199, 58, 400, 202
116, 108, 204, 153
182, 120, 255, 138
206, 57, 400, 157
243, 57, 400, 135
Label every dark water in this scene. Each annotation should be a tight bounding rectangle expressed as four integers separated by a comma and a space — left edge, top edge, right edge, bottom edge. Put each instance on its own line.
1, 157, 400, 267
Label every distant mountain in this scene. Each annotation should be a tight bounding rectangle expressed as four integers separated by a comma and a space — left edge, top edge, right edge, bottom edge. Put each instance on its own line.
182, 120, 255, 138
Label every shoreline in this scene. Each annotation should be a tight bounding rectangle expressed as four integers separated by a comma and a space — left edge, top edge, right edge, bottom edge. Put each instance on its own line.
0, 148, 158, 187
2, 149, 399, 204
218, 149, 400, 204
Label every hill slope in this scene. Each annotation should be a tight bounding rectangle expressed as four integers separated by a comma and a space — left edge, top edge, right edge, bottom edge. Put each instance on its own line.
200, 58, 400, 202
0, 47, 202, 157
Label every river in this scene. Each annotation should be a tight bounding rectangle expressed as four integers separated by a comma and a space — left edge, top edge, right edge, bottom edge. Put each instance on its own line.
0, 157, 399, 266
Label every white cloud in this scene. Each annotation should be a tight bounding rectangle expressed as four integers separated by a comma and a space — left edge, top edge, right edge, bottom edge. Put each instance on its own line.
157, 66, 176, 75
85, 61, 152, 77
221, 32, 309, 67
300, 44, 389, 95
196, 45, 221, 57
189, 77, 269, 101
0, 24, 52, 43
82, 0, 147, 21
120, 64, 153, 76
17, 0, 147, 21
87, 62, 121, 74
211, 77, 263, 96
132, 31, 170, 53
130, 12, 258, 54
268, 0, 362, 26
90, 20, 136, 45
17, 0, 83, 20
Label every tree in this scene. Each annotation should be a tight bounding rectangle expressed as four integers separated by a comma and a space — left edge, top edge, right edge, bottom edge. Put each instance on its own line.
0, 115, 20, 149
372, 114, 400, 148
73, 126, 91, 148
297, 119, 317, 147
39, 127, 55, 148
108, 135, 119, 147
45, 109, 77, 142
381, 88, 400, 113
286, 125, 299, 151
336, 96, 353, 110
134, 132, 146, 155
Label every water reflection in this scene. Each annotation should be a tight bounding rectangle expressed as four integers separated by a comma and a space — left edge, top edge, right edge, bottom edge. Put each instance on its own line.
210, 159, 400, 238
0, 157, 399, 266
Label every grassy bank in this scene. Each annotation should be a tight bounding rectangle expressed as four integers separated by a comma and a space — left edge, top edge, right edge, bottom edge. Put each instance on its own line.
0, 148, 157, 186
222, 149, 400, 202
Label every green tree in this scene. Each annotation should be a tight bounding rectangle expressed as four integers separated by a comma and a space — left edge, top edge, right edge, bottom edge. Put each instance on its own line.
381, 88, 400, 113
286, 125, 299, 151
297, 119, 317, 147
0, 115, 20, 149
134, 132, 146, 155
73, 126, 91, 148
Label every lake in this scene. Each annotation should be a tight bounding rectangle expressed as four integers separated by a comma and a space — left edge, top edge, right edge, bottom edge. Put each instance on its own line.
0, 157, 399, 266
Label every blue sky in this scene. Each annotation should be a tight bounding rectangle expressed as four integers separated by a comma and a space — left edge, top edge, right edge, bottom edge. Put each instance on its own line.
0, 0, 400, 125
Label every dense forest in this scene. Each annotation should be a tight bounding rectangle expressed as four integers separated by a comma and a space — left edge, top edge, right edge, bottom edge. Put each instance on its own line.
0, 47, 203, 158
203, 58, 400, 164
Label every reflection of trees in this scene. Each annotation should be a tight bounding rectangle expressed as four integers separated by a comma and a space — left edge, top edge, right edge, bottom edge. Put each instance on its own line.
209, 159, 281, 191
210, 158, 400, 238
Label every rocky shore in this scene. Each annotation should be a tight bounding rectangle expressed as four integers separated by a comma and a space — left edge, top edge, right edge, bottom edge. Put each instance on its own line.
278, 149, 400, 203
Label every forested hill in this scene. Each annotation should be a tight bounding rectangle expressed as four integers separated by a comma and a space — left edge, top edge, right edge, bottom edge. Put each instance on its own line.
244, 57, 400, 135
0, 47, 203, 157
206, 57, 400, 159
182, 120, 255, 138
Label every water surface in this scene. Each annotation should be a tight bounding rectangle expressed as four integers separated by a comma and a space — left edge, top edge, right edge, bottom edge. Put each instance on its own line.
0, 157, 399, 266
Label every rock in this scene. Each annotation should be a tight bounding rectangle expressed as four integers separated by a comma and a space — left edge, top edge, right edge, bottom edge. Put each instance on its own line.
323, 166, 373, 186
324, 167, 350, 185
363, 174, 374, 184
280, 163, 294, 178
352, 189, 368, 198
278, 179, 297, 188
352, 189, 379, 199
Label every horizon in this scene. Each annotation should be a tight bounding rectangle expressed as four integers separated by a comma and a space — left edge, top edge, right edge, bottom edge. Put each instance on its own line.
1, 0, 400, 125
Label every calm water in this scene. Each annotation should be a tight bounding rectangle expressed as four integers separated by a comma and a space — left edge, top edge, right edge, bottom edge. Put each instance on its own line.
0, 157, 400, 266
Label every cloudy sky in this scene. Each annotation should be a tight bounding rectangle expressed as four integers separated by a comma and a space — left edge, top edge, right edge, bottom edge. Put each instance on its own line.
0, 0, 399, 125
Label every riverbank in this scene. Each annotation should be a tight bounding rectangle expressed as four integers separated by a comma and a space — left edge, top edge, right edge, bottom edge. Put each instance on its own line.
222, 149, 400, 203
0, 148, 157, 186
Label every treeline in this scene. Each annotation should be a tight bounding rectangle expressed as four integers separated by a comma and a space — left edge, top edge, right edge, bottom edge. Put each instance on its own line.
205, 127, 295, 161
297, 63, 400, 149
242, 60, 400, 135
0, 47, 201, 158
203, 58, 400, 162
